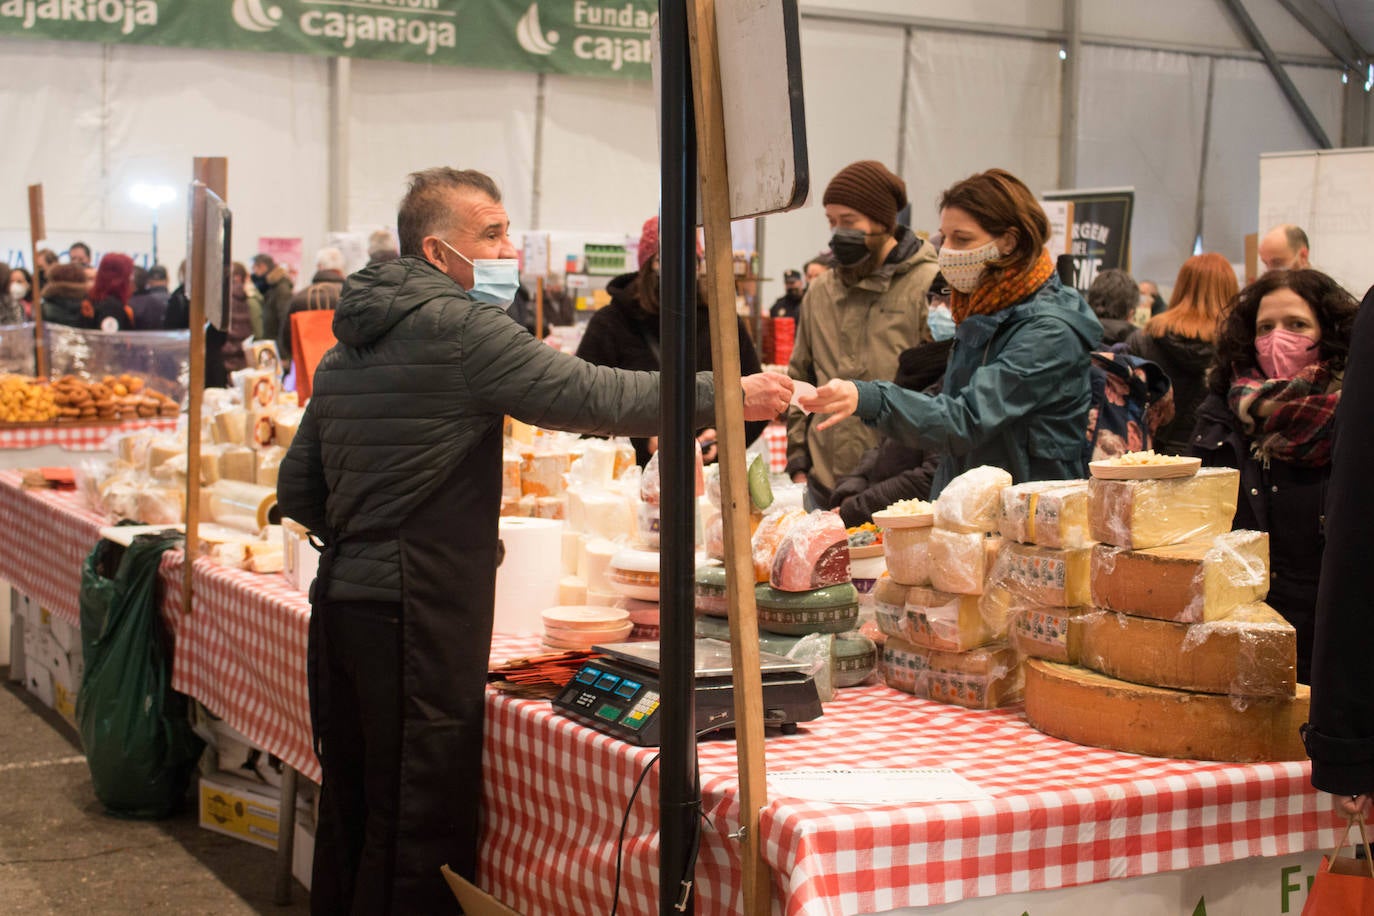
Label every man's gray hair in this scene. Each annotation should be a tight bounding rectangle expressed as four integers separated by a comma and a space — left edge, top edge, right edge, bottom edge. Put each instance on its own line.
397, 168, 502, 257
1087, 268, 1138, 321
316, 246, 347, 273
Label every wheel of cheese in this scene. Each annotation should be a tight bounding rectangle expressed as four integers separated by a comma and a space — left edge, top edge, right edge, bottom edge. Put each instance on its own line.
694, 564, 729, 618
754, 582, 859, 636
1024, 659, 1309, 762
693, 614, 877, 688
607, 547, 661, 601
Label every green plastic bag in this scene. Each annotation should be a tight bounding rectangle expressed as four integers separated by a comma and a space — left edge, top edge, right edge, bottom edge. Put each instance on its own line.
76, 533, 204, 819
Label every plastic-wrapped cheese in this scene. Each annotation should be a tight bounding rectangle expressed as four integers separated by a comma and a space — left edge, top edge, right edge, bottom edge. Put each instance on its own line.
1009, 606, 1091, 664
879, 636, 932, 695
1088, 467, 1239, 549
694, 564, 729, 618
934, 465, 1013, 533
990, 542, 1092, 608
519, 450, 571, 498
502, 453, 522, 501
929, 529, 1001, 595
751, 506, 806, 583
1089, 530, 1269, 623
999, 479, 1090, 548
1079, 603, 1296, 697
872, 578, 911, 641
755, 582, 859, 636
770, 511, 851, 592
924, 642, 1023, 709
903, 586, 999, 652
879, 520, 934, 586
695, 615, 878, 688
1024, 659, 1309, 762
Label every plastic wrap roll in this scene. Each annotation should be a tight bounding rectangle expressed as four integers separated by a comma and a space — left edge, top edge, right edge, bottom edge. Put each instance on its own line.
494, 517, 564, 635
207, 480, 279, 533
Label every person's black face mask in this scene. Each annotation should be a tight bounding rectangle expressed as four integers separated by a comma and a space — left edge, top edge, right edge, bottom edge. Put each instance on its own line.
829, 228, 872, 267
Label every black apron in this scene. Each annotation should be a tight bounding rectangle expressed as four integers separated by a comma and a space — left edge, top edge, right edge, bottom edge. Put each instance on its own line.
309, 421, 503, 914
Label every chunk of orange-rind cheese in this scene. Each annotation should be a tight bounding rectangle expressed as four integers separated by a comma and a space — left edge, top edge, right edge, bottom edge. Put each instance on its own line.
934, 465, 1014, 533
873, 578, 912, 641
879, 635, 932, 694
1079, 603, 1296, 697
924, 642, 1022, 709
999, 479, 1091, 548
1010, 606, 1093, 664
1024, 659, 1309, 762
903, 586, 1001, 652
770, 510, 851, 592
1090, 530, 1269, 623
1088, 466, 1239, 550
989, 541, 1093, 609
929, 529, 1001, 595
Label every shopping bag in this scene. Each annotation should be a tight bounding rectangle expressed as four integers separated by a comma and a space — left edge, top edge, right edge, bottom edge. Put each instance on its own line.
1302, 813, 1374, 915
291, 308, 336, 404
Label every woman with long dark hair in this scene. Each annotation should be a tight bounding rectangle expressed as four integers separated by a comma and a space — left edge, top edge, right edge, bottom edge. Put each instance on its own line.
81, 253, 136, 331
1191, 269, 1358, 682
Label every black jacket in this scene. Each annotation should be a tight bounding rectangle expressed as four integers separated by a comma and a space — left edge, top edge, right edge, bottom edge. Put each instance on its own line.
1128, 329, 1215, 454
770, 292, 802, 322
830, 338, 952, 526
1304, 285, 1374, 794
129, 286, 170, 330
80, 295, 133, 331
278, 257, 715, 603
1190, 391, 1328, 683
41, 279, 87, 328
1097, 317, 1135, 347
163, 284, 189, 330
576, 272, 766, 465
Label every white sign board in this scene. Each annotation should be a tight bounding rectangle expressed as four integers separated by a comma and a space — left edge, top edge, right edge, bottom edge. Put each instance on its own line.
1259, 147, 1374, 298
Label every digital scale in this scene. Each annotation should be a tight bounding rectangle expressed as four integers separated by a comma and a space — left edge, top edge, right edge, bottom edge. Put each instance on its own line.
552, 638, 823, 747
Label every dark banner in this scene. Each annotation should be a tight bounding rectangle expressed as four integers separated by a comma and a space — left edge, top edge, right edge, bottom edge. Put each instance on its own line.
1042, 188, 1134, 293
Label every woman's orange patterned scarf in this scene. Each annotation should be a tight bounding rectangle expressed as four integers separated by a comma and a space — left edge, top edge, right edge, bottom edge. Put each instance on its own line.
950, 249, 1056, 325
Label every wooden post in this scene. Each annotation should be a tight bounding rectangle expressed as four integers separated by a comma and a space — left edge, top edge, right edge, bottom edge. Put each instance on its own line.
183, 157, 227, 616
27, 185, 47, 378
686, 0, 772, 911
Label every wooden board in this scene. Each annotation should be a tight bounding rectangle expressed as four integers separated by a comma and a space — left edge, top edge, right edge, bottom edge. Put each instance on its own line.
1089, 457, 1201, 480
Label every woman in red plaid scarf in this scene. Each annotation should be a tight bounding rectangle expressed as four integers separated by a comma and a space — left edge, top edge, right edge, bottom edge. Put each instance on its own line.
1191, 269, 1358, 683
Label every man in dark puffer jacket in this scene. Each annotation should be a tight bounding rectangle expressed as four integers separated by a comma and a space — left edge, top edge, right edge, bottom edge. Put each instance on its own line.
277, 167, 792, 915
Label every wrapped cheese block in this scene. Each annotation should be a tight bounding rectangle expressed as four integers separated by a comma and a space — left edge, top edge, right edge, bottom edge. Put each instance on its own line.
274, 407, 303, 451
878, 516, 934, 586
990, 542, 1092, 608
255, 446, 286, 488
696, 615, 878, 688
148, 437, 182, 474
566, 488, 634, 541
999, 479, 1091, 548
558, 575, 588, 606
606, 548, 660, 601
245, 541, 285, 574
751, 506, 806, 582
535, 496, 565, 520
935, 465, 1013, 533
579, 538, 619, 593
240, 370, 280, 411
636, 501, 660, 548
1009, 606, 1092, 664
135, 486, 185, 526
1079, 603, 1296, 697
903, 586, 1000, 652
213, 408, 248, 447
200, 444, 225, 485
879, 636, 933, 695
928, 529, 1001, 595
872, 578, 911, 641
1088, 467, 1240, 549
520, 450, 571, 498
219, 446, 257, 484
924, 642, 1023, 709
502, 453, 522, 502
755, 582, 859, 636
1089, 530, 1269, 623
1024, 659, 1309, 762
561, 530, 585, 576
694, 564, 729, 618
770, 511, 851, 592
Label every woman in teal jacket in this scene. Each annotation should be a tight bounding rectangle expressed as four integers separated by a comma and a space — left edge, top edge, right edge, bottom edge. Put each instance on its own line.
802, 169, 1101, 496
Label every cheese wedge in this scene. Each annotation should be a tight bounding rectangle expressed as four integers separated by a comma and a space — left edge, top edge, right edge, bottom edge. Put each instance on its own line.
992, 542, 1093, 608
1079, 604, 1296, 697
1024, 659, 1308, 762
929, 529, 1001, 595
934, 465, 1013, 533
999, 479, 1091, 548
1088, 467, 1239, 549
1010, 606, 1091, 664
903, 586, 999, 652
1090, 530, 1269, 623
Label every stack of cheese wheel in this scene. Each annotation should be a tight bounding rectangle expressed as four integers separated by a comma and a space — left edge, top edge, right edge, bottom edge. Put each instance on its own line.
1023, 453, 1308, 762
541, 606, 633, 650
993, 478, 1095, 666
603, 547, 662, 641
876, 467, 1023, 709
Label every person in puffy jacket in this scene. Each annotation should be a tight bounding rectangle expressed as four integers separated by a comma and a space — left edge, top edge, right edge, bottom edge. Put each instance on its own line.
40, 263, 88, 327
80, 253, 135, 332
802, 168, 1101, 494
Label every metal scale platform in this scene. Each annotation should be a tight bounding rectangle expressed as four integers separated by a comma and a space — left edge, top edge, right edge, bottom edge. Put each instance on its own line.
552, 638, 822, 747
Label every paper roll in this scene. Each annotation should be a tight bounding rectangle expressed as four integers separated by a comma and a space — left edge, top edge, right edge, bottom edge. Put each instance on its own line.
494, 517, 564, 636
207, 480, 279, 534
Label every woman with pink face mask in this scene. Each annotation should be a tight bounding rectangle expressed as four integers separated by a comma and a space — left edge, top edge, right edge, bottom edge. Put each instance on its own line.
1190, 269, 1358, 682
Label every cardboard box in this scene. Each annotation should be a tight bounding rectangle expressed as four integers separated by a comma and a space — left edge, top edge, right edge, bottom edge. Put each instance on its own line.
198, 772, 286, 851
293, 813, 316, 891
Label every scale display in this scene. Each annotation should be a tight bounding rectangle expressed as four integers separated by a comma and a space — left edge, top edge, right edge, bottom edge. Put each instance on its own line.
552, 638, 822, 746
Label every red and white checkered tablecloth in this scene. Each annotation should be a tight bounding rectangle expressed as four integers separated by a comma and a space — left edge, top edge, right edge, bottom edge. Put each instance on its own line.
479, 636, 1340, 915
0, 417, 177, 451
0, 471, 110, 626
762, 421, 787, 475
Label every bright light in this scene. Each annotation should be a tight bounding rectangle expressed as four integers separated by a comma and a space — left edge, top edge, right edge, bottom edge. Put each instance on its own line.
1058, 48, 1067, 61
1365, 63, 1373, 92
1342, 72, 1349, 84
129, 182, 176, 209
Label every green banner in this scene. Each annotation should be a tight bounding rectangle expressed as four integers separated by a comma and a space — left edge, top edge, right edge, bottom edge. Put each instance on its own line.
0, 0, 656, 79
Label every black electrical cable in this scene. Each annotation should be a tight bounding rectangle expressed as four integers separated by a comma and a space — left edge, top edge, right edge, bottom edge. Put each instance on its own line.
608, 723, 732, 915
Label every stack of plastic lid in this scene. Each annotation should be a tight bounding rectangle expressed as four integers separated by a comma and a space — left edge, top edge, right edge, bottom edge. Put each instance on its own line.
541, 606, 633, 651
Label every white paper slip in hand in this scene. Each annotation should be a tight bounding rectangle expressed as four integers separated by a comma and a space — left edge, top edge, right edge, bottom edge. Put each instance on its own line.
789, 380, 817, 414
767, 767, 990, 805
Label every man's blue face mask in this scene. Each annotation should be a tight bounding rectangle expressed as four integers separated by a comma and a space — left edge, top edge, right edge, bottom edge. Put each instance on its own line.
927, 304, 956, 341
438, 239, 520, 309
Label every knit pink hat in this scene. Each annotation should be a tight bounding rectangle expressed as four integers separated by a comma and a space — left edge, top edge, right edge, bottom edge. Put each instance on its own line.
638, 216, 705, 271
